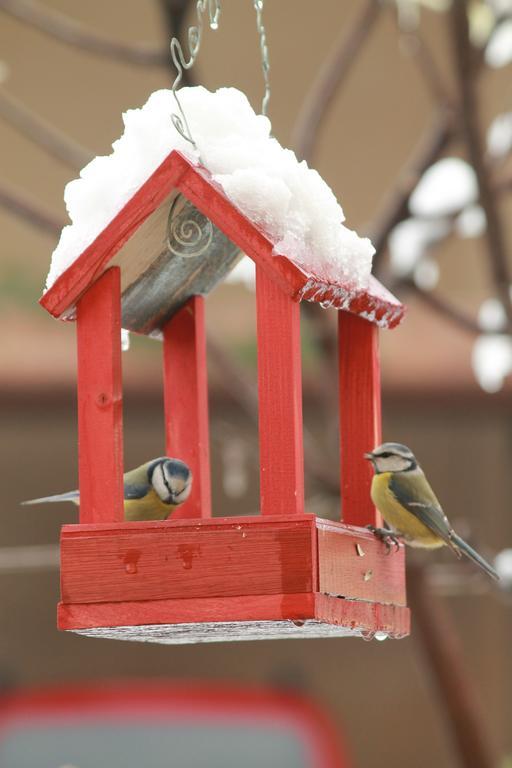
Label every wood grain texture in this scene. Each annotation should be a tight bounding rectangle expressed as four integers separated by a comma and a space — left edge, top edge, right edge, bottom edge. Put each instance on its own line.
60, 515, 316, 604
163, 296, 211, 519
316, 519, 406, 606
58, 593, 409, 641
58, 513, 409, 641
297, 275, 405, 329
175, 161, 298, 299
314, 594, 410, 638
177, 162, 405, 327
40, 153, 189, 318
40, 150, 405, 329
116, 193, 240, 334
58, 592, 316, 631
60, 513, 316, 536
76, 268, 124, 524
256, 267, 304, 516
338, 312, 382, 527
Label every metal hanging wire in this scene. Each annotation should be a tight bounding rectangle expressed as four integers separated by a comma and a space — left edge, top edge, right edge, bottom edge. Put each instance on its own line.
169, 0, 272, 150
170, 0, 221, 148
253, 0, 271, 116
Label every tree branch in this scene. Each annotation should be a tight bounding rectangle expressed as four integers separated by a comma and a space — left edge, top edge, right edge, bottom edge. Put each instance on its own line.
397, 280, 481, 336
0, 88, 92, 168
0, 0, 169, 67
401, 29, 453, 107
408, 563, 498, 768
450, 0, 512, 332
292, 0, 381, 163
368, 108, 455, 273
0, 179, 64, 236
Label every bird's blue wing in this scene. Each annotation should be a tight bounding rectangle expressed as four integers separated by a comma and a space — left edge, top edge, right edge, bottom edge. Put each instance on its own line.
124, 483, 150, 500
389, 472, 456, 549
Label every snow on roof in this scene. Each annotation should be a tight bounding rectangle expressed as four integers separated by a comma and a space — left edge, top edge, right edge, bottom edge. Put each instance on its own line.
46, 87, 374, 292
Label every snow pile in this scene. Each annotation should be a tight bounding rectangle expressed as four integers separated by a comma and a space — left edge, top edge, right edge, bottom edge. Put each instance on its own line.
485, 18, 512, 68
487, 112, 512, 158
225, 256, 256, 290
46, 87, 374, 291
455, 205, 486, 238
409, 158, 478, 218
478, 295, 510, 332
494, 548, 512, 588
472, 334, 512, 392
473, 293, 512, 392
389, 218, 447, 290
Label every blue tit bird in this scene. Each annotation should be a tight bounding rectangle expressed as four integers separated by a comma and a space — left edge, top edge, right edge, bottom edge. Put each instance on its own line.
365, 442, 499, 581
22, 457, 192, 522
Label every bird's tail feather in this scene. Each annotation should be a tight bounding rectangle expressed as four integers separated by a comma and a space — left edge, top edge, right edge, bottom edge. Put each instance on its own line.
21, 491, 79, 506
451, 532, 499, 581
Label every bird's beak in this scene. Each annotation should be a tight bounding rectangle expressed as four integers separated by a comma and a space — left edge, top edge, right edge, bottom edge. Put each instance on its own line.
364, 452, 374, 461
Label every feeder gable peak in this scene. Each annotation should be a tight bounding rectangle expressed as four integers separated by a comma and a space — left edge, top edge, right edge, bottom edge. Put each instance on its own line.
40, 150, 404, 335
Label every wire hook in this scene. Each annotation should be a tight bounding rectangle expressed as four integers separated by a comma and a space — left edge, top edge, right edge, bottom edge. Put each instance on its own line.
253, 0, 270, 116
170, 0, 221, 148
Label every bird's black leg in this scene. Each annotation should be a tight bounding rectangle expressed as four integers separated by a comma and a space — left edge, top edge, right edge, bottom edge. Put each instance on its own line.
366, 525, 402, 554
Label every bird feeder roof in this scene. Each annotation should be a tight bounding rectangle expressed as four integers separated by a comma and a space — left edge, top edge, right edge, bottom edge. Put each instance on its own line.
40, 151, 405, 334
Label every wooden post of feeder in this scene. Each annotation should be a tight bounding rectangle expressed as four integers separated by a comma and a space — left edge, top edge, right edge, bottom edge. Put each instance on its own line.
338, 312, 381, 527
163, 295, 211, 519
256, 267, 304, 516
76, 267, 124, 524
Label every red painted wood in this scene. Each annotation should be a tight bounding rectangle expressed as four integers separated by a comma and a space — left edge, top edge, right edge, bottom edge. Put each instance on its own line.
76, 268, 124, 523
58, 593, 316, 630
338, 312, 382, 527
40, 153, 190, 319
40, 150, 405, 328
316, 519, 406, 606
163, 296, 211, 519
57, 593, 409, 639
314, 594, 410, 638
297, 275, 404, 329
256, 267, 304, 515
176, 163, 296, 299
60, 513, 317, 536
60, 515, 316, 604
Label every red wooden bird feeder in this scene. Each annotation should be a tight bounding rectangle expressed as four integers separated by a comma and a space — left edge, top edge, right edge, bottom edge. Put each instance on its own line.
40, 150, 410, 643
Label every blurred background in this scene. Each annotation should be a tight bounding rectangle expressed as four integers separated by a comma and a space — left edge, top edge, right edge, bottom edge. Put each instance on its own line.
1, 0, 512, 766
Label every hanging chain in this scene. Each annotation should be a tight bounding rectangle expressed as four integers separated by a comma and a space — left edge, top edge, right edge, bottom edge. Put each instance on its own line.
170, 0, 221, 148
253, 0, 270, 116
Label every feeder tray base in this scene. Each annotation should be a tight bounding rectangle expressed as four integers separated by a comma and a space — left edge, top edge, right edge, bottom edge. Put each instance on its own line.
72, 616, 404, 645
58, 514, 410, 644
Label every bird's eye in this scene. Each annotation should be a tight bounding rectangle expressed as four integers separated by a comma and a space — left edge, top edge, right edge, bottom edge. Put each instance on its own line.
380, 452, 391, 458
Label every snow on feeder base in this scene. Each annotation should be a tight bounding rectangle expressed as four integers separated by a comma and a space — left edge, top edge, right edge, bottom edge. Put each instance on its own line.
41, 150, 409, 644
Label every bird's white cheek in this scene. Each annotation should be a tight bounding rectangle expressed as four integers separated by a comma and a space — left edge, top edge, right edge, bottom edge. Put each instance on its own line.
177, 483, 192, 503
152, 468, 169, 501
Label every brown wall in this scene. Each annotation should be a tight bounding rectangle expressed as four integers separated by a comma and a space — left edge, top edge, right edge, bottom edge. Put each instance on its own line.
1, 392, 510, 768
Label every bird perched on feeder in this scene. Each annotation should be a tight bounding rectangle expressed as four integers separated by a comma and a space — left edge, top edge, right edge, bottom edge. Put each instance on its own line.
365, 442, 499, 580
22, 457, 192, 522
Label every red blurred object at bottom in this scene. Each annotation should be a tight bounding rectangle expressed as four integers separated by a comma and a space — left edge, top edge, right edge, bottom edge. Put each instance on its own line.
0, 682, 351, 768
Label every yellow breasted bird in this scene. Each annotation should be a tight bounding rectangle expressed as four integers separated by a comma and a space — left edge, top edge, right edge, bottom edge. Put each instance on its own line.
365, 442, 499, 580
22, 457, 192, 522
